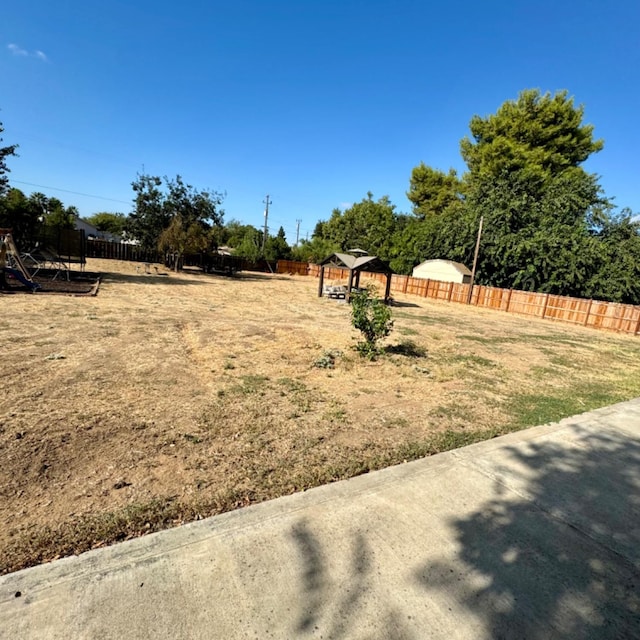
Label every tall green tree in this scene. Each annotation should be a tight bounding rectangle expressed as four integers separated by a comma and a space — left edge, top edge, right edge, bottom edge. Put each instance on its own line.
459, 89, 608, 294
393, 165, 467, 273
126, 174, 168, 250
126, 174, 224, 252
317, 193, 398, 260
586, 210, 640, 304
407, 165, 463, 219
0, 120, 18, 197
264, 226, 291, 261
0, 188, 41, 246
460, 89, 603, 180
85, 212, 126, 235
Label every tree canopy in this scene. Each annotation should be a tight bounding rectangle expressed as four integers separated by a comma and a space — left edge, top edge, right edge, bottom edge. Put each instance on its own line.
0, 121, 18, 197
460, 89, 604, 180
126, 174, 224, 253
85, 212, 126, 236
304, 89, 640, 304
312, 193, 398, 261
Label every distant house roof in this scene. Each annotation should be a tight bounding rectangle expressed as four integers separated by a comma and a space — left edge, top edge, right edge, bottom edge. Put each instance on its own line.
414, 259, 471, 276
75, 218, 122, 242
319, 252, 392, 274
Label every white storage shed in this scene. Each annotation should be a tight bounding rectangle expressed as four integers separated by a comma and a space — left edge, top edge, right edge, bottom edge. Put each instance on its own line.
412, 259, 472, 284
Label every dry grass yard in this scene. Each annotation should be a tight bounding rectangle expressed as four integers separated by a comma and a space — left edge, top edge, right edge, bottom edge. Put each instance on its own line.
2, 258, 640, 573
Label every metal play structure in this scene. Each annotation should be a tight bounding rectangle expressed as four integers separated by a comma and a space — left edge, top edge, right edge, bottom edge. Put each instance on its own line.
0, 228, 40, 291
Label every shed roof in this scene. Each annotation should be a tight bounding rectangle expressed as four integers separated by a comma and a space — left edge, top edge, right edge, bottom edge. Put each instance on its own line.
414, 259, 471, 276
319, 252, 392, 274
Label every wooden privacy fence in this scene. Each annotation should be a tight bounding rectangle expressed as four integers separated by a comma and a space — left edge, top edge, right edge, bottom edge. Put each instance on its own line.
276, 260, 640, 336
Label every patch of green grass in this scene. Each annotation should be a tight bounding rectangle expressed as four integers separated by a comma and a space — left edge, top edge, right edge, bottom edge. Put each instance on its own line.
277, 377, 306, 392
431, 404, 472, 421
393, 312, 451, 327
398, 326, 419, 336
457, 334, 513, 345
506, 382, 623, 429
229, 374, 270, 395
447, 353, 497, 368
548, 353, 578, 368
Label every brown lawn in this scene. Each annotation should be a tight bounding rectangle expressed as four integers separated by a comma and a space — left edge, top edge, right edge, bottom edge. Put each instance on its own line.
2, 258, 640, 573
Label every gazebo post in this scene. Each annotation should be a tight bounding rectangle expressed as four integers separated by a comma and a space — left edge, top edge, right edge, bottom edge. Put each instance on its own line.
354, 270, 361, 289
318, 265, 325, 297
384, 273, 392, 303
347, 269, 354, 300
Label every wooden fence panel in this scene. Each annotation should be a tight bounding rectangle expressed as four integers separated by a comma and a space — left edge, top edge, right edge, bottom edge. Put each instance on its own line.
276, 259, 310, 275
177, 258, 640, 336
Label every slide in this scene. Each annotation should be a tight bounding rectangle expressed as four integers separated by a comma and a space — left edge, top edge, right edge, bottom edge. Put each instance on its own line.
4, 267, 41, 291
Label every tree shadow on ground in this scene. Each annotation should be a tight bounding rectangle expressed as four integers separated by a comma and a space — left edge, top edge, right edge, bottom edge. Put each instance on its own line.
414, 426, 640, 638
385, 339, 428, 358
389, 299, 421, 308
101, 272, 213, 286
289, 519, 417, 639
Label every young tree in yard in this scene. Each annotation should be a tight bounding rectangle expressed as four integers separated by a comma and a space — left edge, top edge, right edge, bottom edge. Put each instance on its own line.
158, 215, 210, 271
351, 286, 394, 360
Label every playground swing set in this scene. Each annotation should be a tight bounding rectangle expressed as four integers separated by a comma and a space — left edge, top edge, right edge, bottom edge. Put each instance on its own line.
0, 229, 42, 292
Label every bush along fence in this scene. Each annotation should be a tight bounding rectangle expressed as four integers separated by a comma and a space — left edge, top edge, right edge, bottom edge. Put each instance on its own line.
276, 260, 640, 336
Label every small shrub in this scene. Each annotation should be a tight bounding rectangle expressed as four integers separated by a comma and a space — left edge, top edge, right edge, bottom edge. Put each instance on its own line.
313, 349, 343, 369
350, 286, 393, 360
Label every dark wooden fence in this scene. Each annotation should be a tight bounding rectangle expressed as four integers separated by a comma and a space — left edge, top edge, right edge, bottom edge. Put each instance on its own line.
276, 260, 640, 335
86, 240, 161, 263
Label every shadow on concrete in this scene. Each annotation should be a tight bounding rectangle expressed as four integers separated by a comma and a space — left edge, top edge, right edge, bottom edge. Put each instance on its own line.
289, 519, 417, 639
414, 427, 640, 638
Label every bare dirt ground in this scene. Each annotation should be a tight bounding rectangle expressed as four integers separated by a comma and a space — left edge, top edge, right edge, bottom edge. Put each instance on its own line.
2, 258, 640, 573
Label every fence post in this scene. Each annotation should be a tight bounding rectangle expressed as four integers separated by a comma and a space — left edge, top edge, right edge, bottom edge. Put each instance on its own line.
403, 276, 408, 294
447, 281, 454, 302
583, 299, 593, 327
634, 310, 640, 335
541, 293, 550, 319
505, 288, 513, 312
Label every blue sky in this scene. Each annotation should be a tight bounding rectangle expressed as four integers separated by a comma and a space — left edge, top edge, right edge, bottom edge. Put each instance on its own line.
2, 1, 639, 243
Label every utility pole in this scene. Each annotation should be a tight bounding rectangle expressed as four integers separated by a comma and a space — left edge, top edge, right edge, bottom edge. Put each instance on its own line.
466, 216, 484, 304
261, 194, 272, 254
295, 219, 301, 246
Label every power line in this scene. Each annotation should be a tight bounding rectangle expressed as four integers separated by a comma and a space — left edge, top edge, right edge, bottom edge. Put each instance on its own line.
10, 180, 131, 206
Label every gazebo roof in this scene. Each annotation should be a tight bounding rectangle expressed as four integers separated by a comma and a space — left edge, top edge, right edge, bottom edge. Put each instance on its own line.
319, 252, 392, 274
